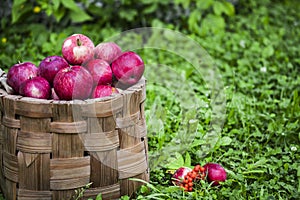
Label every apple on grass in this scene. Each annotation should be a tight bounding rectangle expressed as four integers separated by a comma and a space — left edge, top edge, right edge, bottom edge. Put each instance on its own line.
91, 85, 119, 98
84, 59, 112, 86
7, 62, 38, 94
94, 42, 122, 64
19, 76, 51, 99
111, 51, 145, 87
62, 34, 95, 65
203, 163, 227, 186
38, 55, 69, 85
53, 66, 93, 100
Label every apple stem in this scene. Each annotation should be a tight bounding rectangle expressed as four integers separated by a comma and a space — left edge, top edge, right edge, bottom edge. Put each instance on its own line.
77, 38, 82, 46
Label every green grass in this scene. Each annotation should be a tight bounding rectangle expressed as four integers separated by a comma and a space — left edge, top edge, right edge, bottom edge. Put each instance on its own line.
131, 1, 300, 199
0, 0, 299, 199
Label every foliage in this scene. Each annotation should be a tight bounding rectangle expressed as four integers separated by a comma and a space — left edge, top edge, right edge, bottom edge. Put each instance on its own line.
0, 0, 300, 199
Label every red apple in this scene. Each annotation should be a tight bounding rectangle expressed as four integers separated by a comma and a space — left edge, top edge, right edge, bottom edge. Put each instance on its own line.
84, 59, 112, 86
94, 42, 122, 64
19, 76, 51, 99
38, 55, 69, 85
7, 62, 38, 94
203, 163, 227, 186
91, 85, 119, 98
111, 51, 145, 86
62, 34, 95, 65
53, 66, 93, 100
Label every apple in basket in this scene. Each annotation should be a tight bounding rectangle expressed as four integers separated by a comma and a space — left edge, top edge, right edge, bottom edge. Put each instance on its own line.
91, 85, 119, 98
53, 65, 93, 100
84, 59, 113, 86
111, 51, 145, 87
38, 55, 69, 86
7, 61, 38, 94
19, 76, 51, 99
94, 42, 122, 64
62, 34, 95, 65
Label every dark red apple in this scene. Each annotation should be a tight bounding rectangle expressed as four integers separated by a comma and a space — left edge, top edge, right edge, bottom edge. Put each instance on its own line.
203, 163, 227, 186
53, 66, 93, 100
84, 59, 112, 86
7, 62, 38, 94
91, 85, 119, 98
19, 76, 51, 99
94, 42, 122, 64
62, 34, 95, 65
111, 51, 144, 86
38, 55, 69, 85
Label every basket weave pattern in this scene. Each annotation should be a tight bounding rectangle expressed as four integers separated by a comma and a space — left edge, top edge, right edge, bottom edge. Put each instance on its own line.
0, 78, 149, 200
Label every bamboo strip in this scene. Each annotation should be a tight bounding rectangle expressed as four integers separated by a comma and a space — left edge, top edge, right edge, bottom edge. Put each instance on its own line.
50, 157, 90, 190
83, 183, 120, 199
17, 189, 52, 200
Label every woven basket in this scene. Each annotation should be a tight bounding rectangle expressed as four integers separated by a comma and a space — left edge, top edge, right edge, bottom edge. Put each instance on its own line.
0, 77, 149, 200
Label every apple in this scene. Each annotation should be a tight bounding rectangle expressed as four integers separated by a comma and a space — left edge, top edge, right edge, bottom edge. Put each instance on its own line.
111, 51, 145, 87
94, 42, 122, 64
203, 163, 227, 186
171, 167, 192, 186
7, 62, 38, 94
19, 76, 51, 99
84, 59, 112, 86
91, 85, 119, 98
53, 66, 93, 100
38, 55, 69, 85
62, 34, 95, 65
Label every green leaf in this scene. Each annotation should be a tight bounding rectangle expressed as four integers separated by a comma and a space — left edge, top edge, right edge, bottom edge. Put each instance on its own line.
119, 9, 138, 21
95, 193, 102, 200
196, 0, 214, 10
174, 0, 191, 9
69, 9, 92, 23
201, 14, 225, 35
213, 1, 225, 16
222, 1, 235, 16
52, 0, 60, 10
143, 4, 158, 14
184, 152, 192, 167
60, 0, 80, 11
188, 10, 202, 35
262, 46, 274, 58
12, 0, 31, 23
220, 136, 232, 146
61, 0, 92, 22
165, 152, 184, 170
213, 1, 235, 16
53, 7, 66, 22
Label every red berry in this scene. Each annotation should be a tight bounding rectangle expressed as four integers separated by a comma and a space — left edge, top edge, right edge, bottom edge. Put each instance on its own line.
194, 165, 200, 172
200, 166, 205, 173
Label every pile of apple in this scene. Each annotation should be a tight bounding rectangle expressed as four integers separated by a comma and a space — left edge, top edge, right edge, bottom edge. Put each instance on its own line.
6, 34, 145, 100
172, 163, 227, 192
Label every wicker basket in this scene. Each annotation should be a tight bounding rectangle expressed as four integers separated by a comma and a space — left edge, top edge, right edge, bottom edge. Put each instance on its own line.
0, 77, 149, 200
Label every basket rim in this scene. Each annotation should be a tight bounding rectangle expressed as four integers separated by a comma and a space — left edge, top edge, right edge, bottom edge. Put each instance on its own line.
0, 76, 146, 105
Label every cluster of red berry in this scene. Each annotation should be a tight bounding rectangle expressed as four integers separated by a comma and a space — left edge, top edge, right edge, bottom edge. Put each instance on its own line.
179, 165, 206, 192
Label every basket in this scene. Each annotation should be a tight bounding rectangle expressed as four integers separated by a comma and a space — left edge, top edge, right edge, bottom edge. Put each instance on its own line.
0, 77, 149, 200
